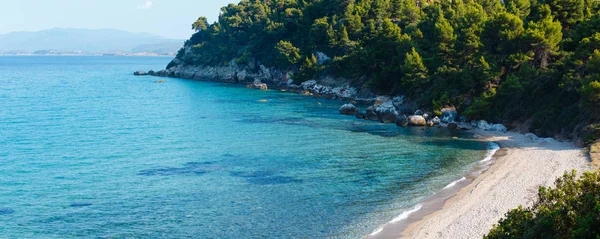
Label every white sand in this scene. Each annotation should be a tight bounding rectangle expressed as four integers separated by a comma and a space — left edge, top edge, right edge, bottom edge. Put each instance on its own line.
369, 130, 592, 239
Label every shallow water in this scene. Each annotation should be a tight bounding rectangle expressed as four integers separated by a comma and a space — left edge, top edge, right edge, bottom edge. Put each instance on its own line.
0, 56, 488, 238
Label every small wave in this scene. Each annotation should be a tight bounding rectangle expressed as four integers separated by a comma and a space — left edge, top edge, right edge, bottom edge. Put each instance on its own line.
369, 204, 423, 236
480, 142, 500, 162
390, 204, 423, 223
443, 177, 467, 189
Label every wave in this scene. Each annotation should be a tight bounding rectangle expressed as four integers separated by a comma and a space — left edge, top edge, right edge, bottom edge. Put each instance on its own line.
480, 142, 500, 163
370, 204, 423, 236
443, 177, 467, 189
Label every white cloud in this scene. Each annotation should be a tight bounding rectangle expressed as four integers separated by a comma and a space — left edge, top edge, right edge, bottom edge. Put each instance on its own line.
137, 1, 153, 9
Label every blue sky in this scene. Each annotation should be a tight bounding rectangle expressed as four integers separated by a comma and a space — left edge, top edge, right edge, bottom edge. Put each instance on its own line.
0, 0, 238, 39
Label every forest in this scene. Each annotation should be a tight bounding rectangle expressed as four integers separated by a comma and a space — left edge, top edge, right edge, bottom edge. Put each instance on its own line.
173, 0, 600, 141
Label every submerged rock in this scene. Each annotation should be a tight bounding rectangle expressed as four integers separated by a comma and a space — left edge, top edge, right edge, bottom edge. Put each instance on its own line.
339, 104, 357, 115
414, 110, 424, 116
408, 115, 427, 126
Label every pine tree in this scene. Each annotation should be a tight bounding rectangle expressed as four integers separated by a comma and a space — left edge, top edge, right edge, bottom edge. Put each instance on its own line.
505, 0, 531, 19
402, 47, 429, 93
525, 9, 563, 68
434, 13, 457, 64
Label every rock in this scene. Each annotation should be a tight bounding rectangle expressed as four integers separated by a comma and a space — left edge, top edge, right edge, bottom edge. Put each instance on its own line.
414, 110, 424, 116
489, 124, 507, 133
375, 101, 399, 123
423, 113, 430, 119
477, 120, 492, 130
541, 138, 556, 143
447, 122, 459, 130
134, 70, 147, 76
355, 109, 366, 119
366, 107, 379, 121
374, 96, 391, 107
427, 120, 434, 127
339, 104, 357, 115
432, 116, 441, 125
396, 115, 409, 127
457, 122, 473, 130
148, 70, 155, 75
315, 52, 332, 65
441, 107, 458, 123
408, 115, 427, 126
525, 133, 540, 141
392, 96, 404, 107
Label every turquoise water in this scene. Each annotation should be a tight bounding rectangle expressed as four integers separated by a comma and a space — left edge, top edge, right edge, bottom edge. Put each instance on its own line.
0, 56, 488, 238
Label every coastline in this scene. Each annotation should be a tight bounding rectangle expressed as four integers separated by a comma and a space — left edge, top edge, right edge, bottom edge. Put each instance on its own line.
368, 130, 592, 239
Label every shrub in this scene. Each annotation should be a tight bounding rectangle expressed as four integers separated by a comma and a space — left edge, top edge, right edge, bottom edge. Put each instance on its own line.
485, 170, 600, 239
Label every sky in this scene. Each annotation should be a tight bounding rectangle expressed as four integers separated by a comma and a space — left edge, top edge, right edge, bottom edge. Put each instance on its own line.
0, 0, 238, 39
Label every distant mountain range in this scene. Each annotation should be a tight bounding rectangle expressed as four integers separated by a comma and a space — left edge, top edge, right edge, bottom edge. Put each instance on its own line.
0, 28, 184, 55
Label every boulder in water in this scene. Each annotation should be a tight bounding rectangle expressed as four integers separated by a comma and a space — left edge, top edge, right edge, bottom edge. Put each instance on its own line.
375, 101, 399, 123
339, 104, 357, 115
134, 70, 148, 76
366, 106, 379, 121
396, 115, 409, 127
408, 115, 427, 126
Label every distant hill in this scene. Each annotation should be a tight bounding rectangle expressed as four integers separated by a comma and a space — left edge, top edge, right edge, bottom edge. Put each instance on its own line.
0, 28, 184, 54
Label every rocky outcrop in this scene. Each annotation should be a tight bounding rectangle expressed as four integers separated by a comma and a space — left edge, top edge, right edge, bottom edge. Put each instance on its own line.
339, 104, 357, 115
408, 115, 427, 126
150, 57, 368, 101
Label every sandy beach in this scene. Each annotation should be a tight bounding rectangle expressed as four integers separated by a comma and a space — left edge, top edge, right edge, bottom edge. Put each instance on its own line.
369, 130, 593, 239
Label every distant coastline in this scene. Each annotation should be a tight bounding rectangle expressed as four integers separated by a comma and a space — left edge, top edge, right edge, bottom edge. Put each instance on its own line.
0, 53, 175, 57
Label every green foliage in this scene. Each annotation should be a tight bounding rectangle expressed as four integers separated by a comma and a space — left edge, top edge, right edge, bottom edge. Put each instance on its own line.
192, 16, 209, 31
275, 40, 301, 69
485, 170, 600, 239
175, 0, 600, 139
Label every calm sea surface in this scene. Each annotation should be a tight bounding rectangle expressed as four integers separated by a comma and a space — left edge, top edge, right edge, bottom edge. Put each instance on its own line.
0, 56, 488, 238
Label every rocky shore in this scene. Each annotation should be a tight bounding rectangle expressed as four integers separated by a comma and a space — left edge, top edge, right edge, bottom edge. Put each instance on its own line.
135, 54, 514, 134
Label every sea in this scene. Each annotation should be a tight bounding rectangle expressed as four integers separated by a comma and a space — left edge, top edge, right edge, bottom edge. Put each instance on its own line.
0, 56, 492, 238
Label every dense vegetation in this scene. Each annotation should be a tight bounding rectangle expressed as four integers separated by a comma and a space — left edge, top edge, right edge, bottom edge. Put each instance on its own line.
174, 0, 600, 140
485, 170, 600, 239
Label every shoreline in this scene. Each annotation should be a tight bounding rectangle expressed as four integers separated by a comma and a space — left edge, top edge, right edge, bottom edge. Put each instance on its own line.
367, 130, 592, 239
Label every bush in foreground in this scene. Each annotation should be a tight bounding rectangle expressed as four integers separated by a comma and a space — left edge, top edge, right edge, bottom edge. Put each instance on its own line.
485, 170, 600, 239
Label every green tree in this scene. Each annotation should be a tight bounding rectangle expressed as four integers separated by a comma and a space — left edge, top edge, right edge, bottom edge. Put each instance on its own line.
506, 0, 531, 19
402, 47, 429, 93
541, 0, 585, 28
525, 11, 563, 68
275, 40, 301, 69
192, 16, 209, 31
434, 13, 457, 63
